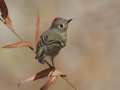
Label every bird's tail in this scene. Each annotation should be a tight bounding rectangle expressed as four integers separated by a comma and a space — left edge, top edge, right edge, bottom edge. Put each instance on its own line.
35, 47, 47, 64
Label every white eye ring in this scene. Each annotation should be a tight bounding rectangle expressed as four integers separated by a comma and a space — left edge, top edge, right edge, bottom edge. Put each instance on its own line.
59, 24, 65, 28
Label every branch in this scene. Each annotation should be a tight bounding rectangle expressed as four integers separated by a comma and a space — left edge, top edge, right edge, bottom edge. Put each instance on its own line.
61, 75, 78, 90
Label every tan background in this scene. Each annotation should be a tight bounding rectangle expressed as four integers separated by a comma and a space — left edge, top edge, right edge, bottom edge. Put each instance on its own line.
0, 0, 120, 90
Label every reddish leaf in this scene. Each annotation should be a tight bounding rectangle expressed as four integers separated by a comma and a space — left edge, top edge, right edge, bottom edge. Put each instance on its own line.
40, 76, 58, 90
35, 12, 40, 46
5, 15, 13, 29
0, 0, 13, 30
40, 69, 64, 90
2, 41, 33, 48
33, 68, 53, 81
0, 0, 8, 20
18, 68, 66, 90
18, 68, 53, 88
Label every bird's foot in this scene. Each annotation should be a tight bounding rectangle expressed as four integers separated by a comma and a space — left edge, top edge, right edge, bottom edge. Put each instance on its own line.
51, 66, 55, 71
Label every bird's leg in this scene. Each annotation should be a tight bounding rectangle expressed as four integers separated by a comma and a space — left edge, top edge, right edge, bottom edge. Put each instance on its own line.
51, 58, 55, 71
44, 60, 53, 68
52, 60, 54, 67
44, 60, 55, 71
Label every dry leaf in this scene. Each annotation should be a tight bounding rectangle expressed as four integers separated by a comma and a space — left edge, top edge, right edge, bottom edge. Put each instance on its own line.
33, 68, 53, 81
35, 12, 40, 46
0, 0, 8, 20
0, 0, 13, 29
18, 68, 66, 90
40, 76, 58, 90
2, 41, 33, 48
18, 68, 53, 87
5, 15, 13, 29
40, 70, 64, 90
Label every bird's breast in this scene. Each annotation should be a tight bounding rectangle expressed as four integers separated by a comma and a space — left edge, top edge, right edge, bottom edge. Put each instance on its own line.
43, 30, 67, 42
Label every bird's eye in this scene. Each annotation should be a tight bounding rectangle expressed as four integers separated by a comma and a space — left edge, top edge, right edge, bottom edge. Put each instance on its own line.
59, 24, 64, 28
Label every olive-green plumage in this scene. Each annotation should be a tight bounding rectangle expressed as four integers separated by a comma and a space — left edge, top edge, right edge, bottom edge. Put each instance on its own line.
35, 17, 72, 67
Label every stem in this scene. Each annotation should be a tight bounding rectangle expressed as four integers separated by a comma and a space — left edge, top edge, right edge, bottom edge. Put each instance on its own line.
0, 19, 23, 41
61, 75, 78, 90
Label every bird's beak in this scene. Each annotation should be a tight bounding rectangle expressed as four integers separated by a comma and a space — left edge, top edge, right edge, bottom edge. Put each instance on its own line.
67, 19, 73, 24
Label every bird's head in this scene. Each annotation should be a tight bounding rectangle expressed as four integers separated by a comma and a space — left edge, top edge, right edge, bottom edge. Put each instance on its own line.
50, 17, 72, 33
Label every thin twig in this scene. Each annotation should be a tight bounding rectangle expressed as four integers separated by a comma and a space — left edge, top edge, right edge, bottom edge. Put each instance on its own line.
0, 19, 23, 41
61, 75, 78, 90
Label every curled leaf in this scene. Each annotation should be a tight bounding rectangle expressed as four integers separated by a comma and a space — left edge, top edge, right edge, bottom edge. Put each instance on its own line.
35, 12, 40, 46
40, 76, 58, 90
18, 68, 53, 88
2, 41, 33, 48
0, 0, 8, 20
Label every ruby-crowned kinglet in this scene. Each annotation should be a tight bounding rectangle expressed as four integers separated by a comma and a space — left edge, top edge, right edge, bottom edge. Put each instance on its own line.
35, 17, 72, 67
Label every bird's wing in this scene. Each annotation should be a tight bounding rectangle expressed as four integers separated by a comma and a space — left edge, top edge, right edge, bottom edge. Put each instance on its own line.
35, 35, 49, 64
35, 35, 48, 54
48, 40, 66, 48
35, 38, 41, 54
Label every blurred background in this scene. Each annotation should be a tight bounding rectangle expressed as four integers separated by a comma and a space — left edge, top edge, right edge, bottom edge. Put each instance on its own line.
0, 0, 120, 90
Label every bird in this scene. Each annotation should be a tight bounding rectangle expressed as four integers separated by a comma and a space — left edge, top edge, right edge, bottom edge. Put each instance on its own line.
35, 17, 72, 68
